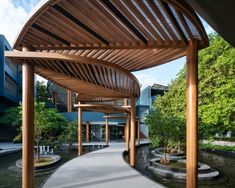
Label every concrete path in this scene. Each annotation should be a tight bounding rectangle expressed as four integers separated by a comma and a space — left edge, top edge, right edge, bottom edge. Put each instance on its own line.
0, 142, 22, 156
43, 142, 164, 188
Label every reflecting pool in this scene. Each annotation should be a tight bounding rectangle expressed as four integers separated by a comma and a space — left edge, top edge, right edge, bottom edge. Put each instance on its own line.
134, 145, 235, 188
0, 146, 104, 188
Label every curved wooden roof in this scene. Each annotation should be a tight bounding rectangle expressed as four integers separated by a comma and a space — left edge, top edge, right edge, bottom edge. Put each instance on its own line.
74, 103, 130, 114
13, 0, 208, 71
48, 82, 118, 103
5, 51, 140, 98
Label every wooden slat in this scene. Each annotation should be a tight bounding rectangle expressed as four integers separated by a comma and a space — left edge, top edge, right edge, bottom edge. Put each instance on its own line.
5, 51, 140, 98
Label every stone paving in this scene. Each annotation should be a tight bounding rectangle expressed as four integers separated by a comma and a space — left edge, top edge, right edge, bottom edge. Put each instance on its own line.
43, 141, 164, 188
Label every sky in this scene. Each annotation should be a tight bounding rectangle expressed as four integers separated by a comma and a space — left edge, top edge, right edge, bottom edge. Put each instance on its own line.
0, 0, 215, 90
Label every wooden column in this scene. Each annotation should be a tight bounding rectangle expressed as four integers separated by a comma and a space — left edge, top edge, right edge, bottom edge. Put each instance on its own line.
137, 120, 140, 145
125, 116, 130, 151
22, 47, 35, 188
186, 40, 198, 188
67, 90, 72, 112
52, 91, 57, 109
86, 121, 90, 143
78, 102, 82, 156
105, 115, 109, 146
130, 97, 136, 167
124, 99, 129, 151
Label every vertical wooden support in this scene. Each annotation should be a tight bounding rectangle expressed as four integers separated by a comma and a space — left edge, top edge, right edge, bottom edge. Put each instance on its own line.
22, 46, 35, 188
52, 91, 57, 109
105, 115, 109, 146
125, 116, 130, 151
186, 40, 198, 188
86, 121, 90, 143
124, 98, 128, 106
124, 99, 129, 150
78, 102, 82, 156
67, 90, 72, 112
130, 97, 136, 167
137, 120, 140, 145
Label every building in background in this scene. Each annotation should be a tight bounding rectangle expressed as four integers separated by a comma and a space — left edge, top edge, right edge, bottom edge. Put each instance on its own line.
0, 35, 22, 141
48, 82, 168, 141
136, 84, 168, 138
0, 35, 22, 113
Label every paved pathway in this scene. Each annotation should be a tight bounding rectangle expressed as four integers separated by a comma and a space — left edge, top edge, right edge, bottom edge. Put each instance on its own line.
0, 142, 22, 156
43, 142, 164, 188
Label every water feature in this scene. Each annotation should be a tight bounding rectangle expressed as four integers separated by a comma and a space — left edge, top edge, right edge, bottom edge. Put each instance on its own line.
0, 145, 104, 188
132, 145, 235, 188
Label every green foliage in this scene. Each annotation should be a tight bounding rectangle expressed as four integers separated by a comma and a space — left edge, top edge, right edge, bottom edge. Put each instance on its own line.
147, 34, 235, 142
198, 34, 235, 134
36, 81, 50, 103
201, 143, 235, 152
34, 102, 67, 144
145, 108, 185, 149
59, 121, 78, 149
0, 105, 22, 131
0, 102, 67, 144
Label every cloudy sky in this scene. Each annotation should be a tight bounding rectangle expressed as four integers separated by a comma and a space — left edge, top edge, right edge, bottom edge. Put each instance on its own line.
0, 0, 215, 89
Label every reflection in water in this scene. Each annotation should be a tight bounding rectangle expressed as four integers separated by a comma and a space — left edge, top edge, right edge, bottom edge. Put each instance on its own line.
0, 146, 103, 188
134, 145, 235, 188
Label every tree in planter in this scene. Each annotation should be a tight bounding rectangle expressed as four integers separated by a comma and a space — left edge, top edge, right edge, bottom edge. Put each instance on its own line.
59, 121, 78, 150
34, 103, 67, 161
0, 102, 67, 161
145, 108, 185, 164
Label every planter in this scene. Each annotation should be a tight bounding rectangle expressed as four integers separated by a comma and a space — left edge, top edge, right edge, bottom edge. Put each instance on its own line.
16, 154, 61, 170
147, 157, 219, 181
151, 147, 186, 160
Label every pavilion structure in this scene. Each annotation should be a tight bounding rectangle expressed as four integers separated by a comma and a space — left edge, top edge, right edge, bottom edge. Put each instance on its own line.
5, 0, 209, 188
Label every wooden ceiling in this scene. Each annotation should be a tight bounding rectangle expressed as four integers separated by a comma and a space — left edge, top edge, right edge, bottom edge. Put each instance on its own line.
7, 0, 209, 102
48, 82, 118, 104
74, 103, 130, 114
13, 0, 208, 72
5, 51, 140, 98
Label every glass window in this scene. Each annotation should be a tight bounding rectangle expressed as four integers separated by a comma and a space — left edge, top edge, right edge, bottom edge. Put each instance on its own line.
5, 59, 17, 74
4, 73, 18, 97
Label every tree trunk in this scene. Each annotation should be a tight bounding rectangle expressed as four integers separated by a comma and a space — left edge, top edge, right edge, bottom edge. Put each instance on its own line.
37, 141, 40, 161
164, 139, 168, 162
69, 142, 72, 150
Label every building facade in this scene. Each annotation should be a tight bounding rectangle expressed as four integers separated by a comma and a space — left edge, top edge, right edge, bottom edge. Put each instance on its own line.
48, 82, 167, 141
0, 35, 22, 141
136, 84, 168, 138
0, 35, 22, 113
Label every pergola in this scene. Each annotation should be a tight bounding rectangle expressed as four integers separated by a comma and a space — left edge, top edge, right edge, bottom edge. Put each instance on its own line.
5, 1, 209, 188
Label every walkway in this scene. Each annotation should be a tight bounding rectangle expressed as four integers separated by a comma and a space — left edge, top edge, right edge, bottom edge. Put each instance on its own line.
0, 142, 22, 156
43, 142, 164, 188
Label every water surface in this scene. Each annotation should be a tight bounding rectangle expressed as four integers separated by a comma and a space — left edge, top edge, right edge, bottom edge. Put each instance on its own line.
135, 145, 235, 188
0, 146, 102, 188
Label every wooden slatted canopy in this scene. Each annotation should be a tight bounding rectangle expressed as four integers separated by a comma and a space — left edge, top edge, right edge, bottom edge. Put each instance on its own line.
9, 1, 209, 187
13, 0, 208, 71
5, 51, 140, 99
103, 115, 141, 120
74, 103, 130, 114
48, 82, 117, 105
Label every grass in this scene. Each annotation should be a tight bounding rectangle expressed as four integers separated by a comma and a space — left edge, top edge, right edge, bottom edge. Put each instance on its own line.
213, 137, 235, 142
201, 143, 235, 152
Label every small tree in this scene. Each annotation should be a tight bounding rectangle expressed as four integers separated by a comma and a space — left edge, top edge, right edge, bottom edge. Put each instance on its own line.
34, 102, 67, 160
59, 121, 78, 150
146, 108, 185, 164
36, 81, 50, 103
0, 103, 67, 161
